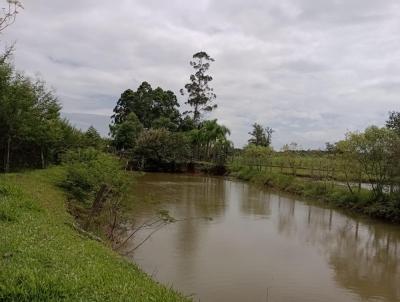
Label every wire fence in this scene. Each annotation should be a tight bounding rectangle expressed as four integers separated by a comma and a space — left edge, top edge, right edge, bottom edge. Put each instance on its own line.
228, 155, 366, 183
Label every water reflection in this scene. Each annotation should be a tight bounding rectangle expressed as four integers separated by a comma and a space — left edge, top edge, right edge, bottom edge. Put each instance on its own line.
237, 182, 272, 218
125, 173, 400, 302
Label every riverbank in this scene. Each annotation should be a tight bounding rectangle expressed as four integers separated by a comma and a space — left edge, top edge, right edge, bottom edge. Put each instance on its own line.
0, 168, 188, 301
229, 165, 400, 223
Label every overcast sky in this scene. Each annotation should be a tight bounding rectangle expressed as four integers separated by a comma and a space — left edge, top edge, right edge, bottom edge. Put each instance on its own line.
2, 0, 400, 148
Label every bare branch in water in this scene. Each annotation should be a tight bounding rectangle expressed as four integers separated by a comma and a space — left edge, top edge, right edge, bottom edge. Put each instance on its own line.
123, 222, 167, 254
115, 214, 213, 252
114, 217, 165, 249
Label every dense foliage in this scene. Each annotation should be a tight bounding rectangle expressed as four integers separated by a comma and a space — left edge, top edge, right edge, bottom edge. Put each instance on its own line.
336, 126, 400, 201
111, 81, 181, 130
0, 60, 108, 172
109, 53, 233, 170
386, 111, 400, 135
248, 123, 273, 147
61, 148, 128, 203
134, 128, 191, 170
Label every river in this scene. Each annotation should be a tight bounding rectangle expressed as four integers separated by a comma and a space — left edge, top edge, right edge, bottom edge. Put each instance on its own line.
122, 173, 400, 302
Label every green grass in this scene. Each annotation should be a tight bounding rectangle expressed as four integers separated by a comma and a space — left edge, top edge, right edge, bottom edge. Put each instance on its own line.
230, 152, 371, 183
0, 167, 189, 302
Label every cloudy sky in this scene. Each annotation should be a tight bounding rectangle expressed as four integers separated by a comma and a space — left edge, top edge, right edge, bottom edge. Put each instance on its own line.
2, 0, 400, 148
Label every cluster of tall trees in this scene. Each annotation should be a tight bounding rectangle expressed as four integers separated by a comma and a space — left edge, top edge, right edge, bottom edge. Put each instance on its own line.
0, 49, 231, 173
109, 52, 233, 170
0, 60, 104, 172
0, 0, 103, 172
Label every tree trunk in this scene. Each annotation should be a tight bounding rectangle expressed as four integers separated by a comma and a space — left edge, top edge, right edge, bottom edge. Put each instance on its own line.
85, 184, 109, 229
344, 169, 354, 195
194, 104, 199, 124
41, 147, 45, 169
5, 135, 11, 173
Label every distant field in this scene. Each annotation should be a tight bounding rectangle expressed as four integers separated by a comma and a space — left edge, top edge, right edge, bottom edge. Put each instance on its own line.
230, 152, 371, 183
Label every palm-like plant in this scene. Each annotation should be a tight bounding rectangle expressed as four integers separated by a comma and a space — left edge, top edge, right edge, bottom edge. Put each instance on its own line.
198, 119, 231, 161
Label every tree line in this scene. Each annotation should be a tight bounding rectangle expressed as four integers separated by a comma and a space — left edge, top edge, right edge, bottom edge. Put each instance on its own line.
0, 0, 105, 172
236, 113, 400, 207
0, 49, 234, 172
0, 60, 104, 172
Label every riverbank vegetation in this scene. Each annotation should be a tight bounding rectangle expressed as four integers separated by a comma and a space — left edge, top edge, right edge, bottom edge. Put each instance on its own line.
230, 121, 400, 222
0, 168, 188, 301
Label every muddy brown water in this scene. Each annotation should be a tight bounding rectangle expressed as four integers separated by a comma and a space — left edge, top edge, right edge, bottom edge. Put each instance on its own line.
123, 173, 400, 302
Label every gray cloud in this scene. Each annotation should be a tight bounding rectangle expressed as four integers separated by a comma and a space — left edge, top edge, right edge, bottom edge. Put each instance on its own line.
2, 0, 400, 148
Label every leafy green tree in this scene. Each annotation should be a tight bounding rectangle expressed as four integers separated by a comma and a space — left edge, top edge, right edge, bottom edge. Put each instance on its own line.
151, 87, 181, 129
112, 82, 181, 129
187, 119, 231, 161
110, 112, 143, 151
30, 79, 62, 168
386, 111, 400, 135
0, 66, 37, 172
0, 60, 86, 171
281, 142, 300, 175
243, 145, 273, 171
180, 51, 217, 123
53, 119, 86, 155
178, 115, 196, 132
151, 116, 178, 131
248, 123, 273, 147
325, 142, 336, 153
134, 128, 190, 169
345, 126, 400, 199
84, 126, 104, 149
199, 119, 230, 159
115, 82, 153, 127
62, 148, 128, 204
335, 139, 363, 194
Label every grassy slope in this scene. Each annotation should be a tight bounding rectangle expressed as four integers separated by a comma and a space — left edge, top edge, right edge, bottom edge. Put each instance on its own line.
0, 168, 188, 302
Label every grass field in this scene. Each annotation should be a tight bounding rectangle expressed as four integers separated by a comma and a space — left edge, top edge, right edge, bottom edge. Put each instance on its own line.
230, 152, 370, 183
0, 167, 188, 302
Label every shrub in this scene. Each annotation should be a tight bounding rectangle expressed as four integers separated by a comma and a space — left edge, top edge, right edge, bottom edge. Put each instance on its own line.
61, 148, 128, 204
134, 128, 190, 170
